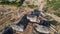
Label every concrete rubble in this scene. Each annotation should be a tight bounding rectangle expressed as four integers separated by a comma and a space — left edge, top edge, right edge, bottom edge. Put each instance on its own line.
0, 0, 59, 34
11, 9, 50, 34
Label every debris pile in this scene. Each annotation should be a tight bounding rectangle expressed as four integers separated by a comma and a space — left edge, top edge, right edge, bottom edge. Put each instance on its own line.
10, 9, 50, 34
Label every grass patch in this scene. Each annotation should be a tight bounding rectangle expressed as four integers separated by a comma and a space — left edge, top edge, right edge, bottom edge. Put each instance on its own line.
28, 4, 38, 9
49, 20, 58, 26
0, 0, 25, 7
47, 0, 60, 10
54, 11, 60, 17
47, 0, 60, 17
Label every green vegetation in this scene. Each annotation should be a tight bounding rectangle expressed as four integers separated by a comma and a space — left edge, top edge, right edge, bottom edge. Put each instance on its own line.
50, 20, 58, 26
47, 0, 60, 10
54, 11, 60, 17
47, 0, 60, 17
0, 0, 25, 7
28, 4, 38, 9
47, 0, 60, 26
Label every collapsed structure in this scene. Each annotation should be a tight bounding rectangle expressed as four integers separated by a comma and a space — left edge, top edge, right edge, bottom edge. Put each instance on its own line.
12, 14, 29, 32
11, 9, 50, 34
2, 27, 13, 34
34, 20, 50, 34
27, 9, 50, 34
27, 9, 41, 22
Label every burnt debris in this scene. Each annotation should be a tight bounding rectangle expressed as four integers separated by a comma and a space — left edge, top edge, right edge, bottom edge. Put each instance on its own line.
2, 27, 13, 34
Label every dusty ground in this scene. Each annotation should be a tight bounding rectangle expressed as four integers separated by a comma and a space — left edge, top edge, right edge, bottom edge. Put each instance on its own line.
0, 4, 34, 34
0, 0, 47, 34
0, 0, 60, 34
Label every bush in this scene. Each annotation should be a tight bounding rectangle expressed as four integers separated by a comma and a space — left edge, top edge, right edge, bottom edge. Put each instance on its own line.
28, 4, 38, 8
54, 12, 60, 17
50, 20, 58, 26
0, 0, 25, 7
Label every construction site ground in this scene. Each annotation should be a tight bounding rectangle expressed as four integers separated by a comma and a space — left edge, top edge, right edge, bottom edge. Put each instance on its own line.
0, 0, 60, 34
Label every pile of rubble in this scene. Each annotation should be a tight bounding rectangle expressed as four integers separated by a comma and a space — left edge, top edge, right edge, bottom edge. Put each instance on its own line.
1, 10, 50, 34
